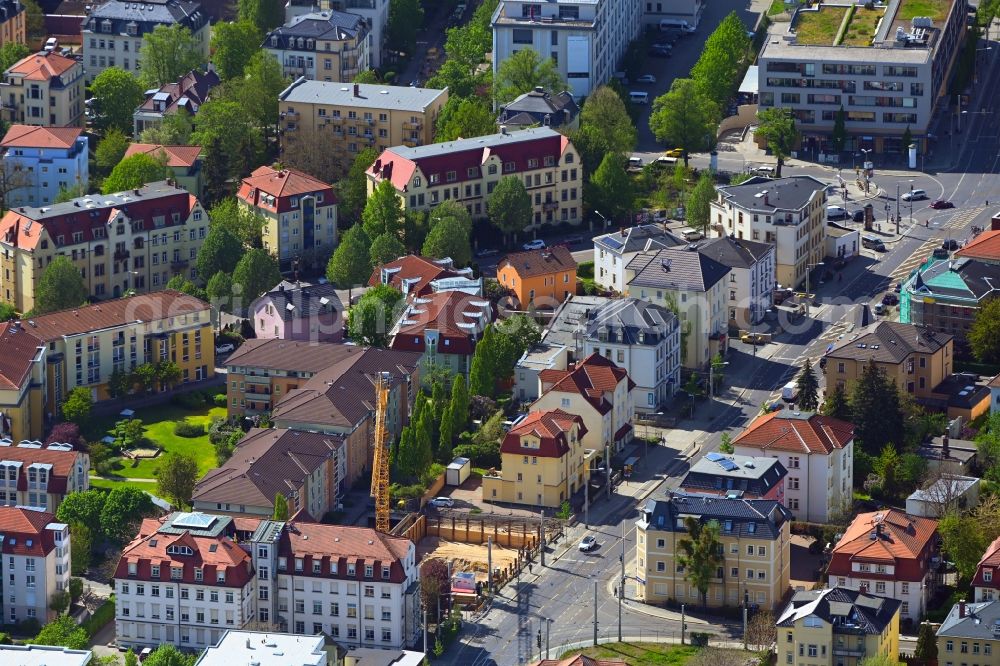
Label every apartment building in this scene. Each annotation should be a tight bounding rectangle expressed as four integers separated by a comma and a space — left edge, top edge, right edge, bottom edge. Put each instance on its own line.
732, 410, 854, 523
973, 536, 1000, 602
367, 127, 583, 228
828, 508, 941, 621
132, 69, 220, 136
634, 493, 793, 608
265, 10, 370, 82
709, 175, 826, 291
24, 290, 214, 410
1, 125, 89, 208
777, 587, 901, 666
114, 511, 256, 652
81, 0, 210, 84
250, 280, 344, 342
0, 506, 71, 625
497, 87, 579, 132
823, 320, 954, 401
679, 453, 786, 501
593, 224, 685, 293
491, 0, 642, 98
0, 442, 89, 514
758, 0, 966, 154
0, 181, 209, 312
625, 245, 729, 369
192, 428, 344, 520
497, 245, 577, 309
123, 144, 202, 198
1, 51, 84, 128
369, 254, 472, 298
695, 235, 775, 327
250, 518, 420, 650
0, 0, 24, 49
278, 79, 447, 178
0, 321, 46, 442
956, 230, 1000, 264
236, 166, 338, 271
937, 601, 1000, 666
481, 409, 593, 508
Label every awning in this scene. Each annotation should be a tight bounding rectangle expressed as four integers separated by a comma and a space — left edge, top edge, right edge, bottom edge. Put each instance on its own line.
614, 424, 633, 440
739, 65, 759, 95
120, 409, 135, 418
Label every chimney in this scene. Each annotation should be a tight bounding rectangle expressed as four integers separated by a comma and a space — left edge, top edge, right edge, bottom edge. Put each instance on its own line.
278, 284, 285, 292
353, 83, 359, 97
534, 86, 544, 94
500, 125, 507, 135
960, 602, 967, 618
764, 192, 770, 206
942, 434, 950, 459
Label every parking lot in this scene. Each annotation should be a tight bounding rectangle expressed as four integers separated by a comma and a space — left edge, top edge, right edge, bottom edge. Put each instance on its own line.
429, 474, 547, 519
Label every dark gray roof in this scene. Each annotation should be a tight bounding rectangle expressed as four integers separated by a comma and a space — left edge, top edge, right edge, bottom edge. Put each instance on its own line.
254, 281, 342, 322
498, 88, 579, 128
717, 175, 826, 214
938, 600, 1000, 639
0, 0, 22, 23
825, 320, 952, 364
626, 246, 731, 292
84, 0, 207, 36
694, 235, 773, 270
594, 224, 685, 254
909, 257, 1000, 302
640, 493, 793, 539
264, 10, 366, 46
681, 454, 787, 497
385, 126, 561, 161
777, 587, 901, 635
583, 298, 678, 347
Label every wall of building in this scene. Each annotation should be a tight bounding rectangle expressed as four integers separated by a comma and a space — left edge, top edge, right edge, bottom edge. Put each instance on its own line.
825, 345, 952, 401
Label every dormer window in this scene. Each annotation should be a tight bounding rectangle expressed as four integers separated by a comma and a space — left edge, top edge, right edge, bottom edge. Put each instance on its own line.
348, 563, 356, 576
128, 562, 137, 576
271, 36, 278, 47
194, 567, 203, 581
313, 561, 321, 573
382, 565, 390, 579
330, 561, 338, 574
295, 558, 303, 571
216, 570, 225, 583
278, 557, 287, 570
365, 564, 373, 578
167, 545, 193, 556
151, 565, 160, 578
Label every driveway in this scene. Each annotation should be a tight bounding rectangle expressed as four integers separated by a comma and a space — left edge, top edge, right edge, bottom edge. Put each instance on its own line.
433, 475, 548, 519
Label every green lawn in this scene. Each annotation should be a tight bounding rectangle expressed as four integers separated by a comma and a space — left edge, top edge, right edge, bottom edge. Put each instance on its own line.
841, 7, 882, 45
794, 7, 847, 45
897, 0, 949, 20
559, 644, 701, 665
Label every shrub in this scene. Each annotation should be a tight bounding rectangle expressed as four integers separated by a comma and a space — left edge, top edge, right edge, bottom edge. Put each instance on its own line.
0, 632, 10, 644
69, 577, 84, 602
81, 596, 115, 637
174, 421, 205, 438
577, 261, 595, 279
170, 392, 205, 410
213, 393, 228, 407
17, 618, 41, 637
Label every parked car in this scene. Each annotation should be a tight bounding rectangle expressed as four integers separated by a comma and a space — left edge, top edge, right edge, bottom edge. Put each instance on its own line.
579, 535, 598, 551
827, 205, 849, 221
523, 239, 547, 251
429, 497, 454, 508
930, 199, 954, 209
901, 189, 928, 202
664, 148, 684, 158
651, 42, 673, 51
942, 239, 960, 250
933, 247, 950, 259
852, 209, 865, 223
648, 46, 672, 57
882, 292, 899, 306
873, 303, 886, 315
564, 234, 585, 245
475, 247, 499, 258
635, 74, 657, 84
215, 343, 235, 354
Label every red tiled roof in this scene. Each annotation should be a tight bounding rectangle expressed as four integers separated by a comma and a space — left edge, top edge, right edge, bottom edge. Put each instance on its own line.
973, 535, 1000, 589
8, 51, 77, 81
537, 353, 632, 415
0, 506, 58, 557
498, 246, 576, 278
830, 509, 938, 566
1, 125, 81, 150
501, 409, 586, 458
0, 323, 43, 390
529, 655, 626, 666
124, 144, 201, 168
277, 520, 413, 584
0, 445, 84, 495
389, 291, 493, 356
956, 230, 1000, 262
368, 254, 463, 297
237, 166, 337, 214
115, 525, 253, 589
732, 411, 855, 454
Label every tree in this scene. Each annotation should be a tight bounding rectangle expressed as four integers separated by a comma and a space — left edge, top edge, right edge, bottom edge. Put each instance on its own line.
49, 589, 71, 615
755, 108, 798, 178
0, 42, 28, 72
857, 656, 900, 666
273, 492, 289, 520
353, 69, 382, 84
192, 100, 262, 181
211, 19, 261, 81
54, 183, 86, 203
587, 153, 632, 224
0, 301, 14, 321
494, 49, 566, 106
155, 360, 181, 388
676, 516, 723, 608
139, 24, 204, 88
206, 271, 234, 313
102, 153, 169, 194
166, 275, 206, 301
413, 394, 434, 472
157, 452, 199, 508
370, 231, 407, 266
126, 650, 140, 666
139, 108, 194, 146
970, 298, 1000, 363
201, 135, 230, 206
469, 325, 499, 397
232, 248, 281, 306
238, 0, 283, 33
61, 387, 93, 425
690, 12, 752, 108
101, 486, 155, 542
196, 224, 243, 282
363, 179, 405, 240
822, 382, 851, 420
901, 125, 913, 151
338, 148, 378, 223
46, 422, 86, 449
227, 51, 287, 137
386, 0, 424, 58
449, 374, 470, 436
21, 0, 43, 40
349, 284, 403, 347
89, 67, 145, 135
850, 364, 904, 455
112, 418, 145, 449
69, 523, 92, 575
95, 129, 130, 172
436, 97, 497, 142
795, 359, 820, 411
35, 256, 87, 314
940, 512, 987, 582
327, 224, 373, 291
131, 363, 158, 393
873, 444, 902, 497
420, 559, 451, 622
719, 432, 734, 454
649, 79, 719, 166
422, 217, 472, 265
688, 171, 716, 235
488, 175, 532, 244
29, 615, 88, 650
573, 86, 637, 175
56, 490, 106, 528
746, 609, 776, 652
209, 198, 265, 248
143, 645, 198, 666
69, 577, 83, 603
831, 106, 847, 153
914, 621, 938, 660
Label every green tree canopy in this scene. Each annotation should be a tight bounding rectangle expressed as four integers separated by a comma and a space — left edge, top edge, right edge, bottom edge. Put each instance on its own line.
436, 97, 497, 142
56, 489, 106, 527
755, 108, 798, 177
429, 200, 473, 236
587, 152, 632, 224
272, 492, 289, 520
196, 224, 243, 281
687, 171, 716, 234
573, 86, 637, 175
139, 108, 194, 145
370, 231, 407, 266
192, 100, 262, 182
338, 147, 378, 223
850, 363, 904, 455
29, 615, 88, 650
157, 452, 199, 508
831, 107, 847, 153
327, 224, 373, 288
649, 79, 719, 165
143, 645, 198, 666
201, 134, 230, 205
0, 42, 28, 72
95, 129, 130, 173
449, 373, 470, 436
353, 69, 382, 83
914, 621, 938, 660
101, 486, 155, 543
422, 217, 472, 265
89, 67, 145, 135
795, 358, 820, 412
386, 0, 424, 58
224, 51, 287, 134
970, 298, 1000, 364
488, 175, 532, 243
939, 512, 988, 582
208, 198, 265, 248
138, 24, 204, 88
349, 284, 403, 347
690, 11, 752, 107
363, 179, 405, 239
822, 382, 851, 420
69, 522, 92, 575
101, 153, 169, 194
676, 516, 723, 607
21, 0, 43, 39
232, 248, 282, 306
206, 271, 234, 312
35, 255, 87, 314
165, 275, 206, 300
494, 49, 566, 106
211, 19, 262, 80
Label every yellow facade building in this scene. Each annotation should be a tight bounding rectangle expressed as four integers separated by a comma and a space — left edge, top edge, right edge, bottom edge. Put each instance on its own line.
2, 51, 85, 128
0, 321, 47, 442
777, 588, 901, 666
938, 600, 1000, 666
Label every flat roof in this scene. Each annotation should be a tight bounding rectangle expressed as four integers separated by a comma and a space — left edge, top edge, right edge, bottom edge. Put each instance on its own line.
195, 631, 327, 666
279, 77, 447, 112
0, 645, 93, 665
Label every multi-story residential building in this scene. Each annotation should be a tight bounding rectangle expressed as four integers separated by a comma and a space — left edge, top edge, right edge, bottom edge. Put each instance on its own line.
732, 410, 854, 523
192, 428, 344, 520
195, 630, 330, 666
388, 290, 493, 382
695, 235, 775, 327
625, 245, 729, 369
758, 0, 966, 154
0, 442, 90, 514
827, 508, 940, 621
680, 453, 786, 501
1, 126, 88, 208
593, 224, 685, 293
973, 536, 1000, 602
1, 51, 84, 128
634, 493, 793, 608
900, 256, 1000, 355
123, 144, 202, 198
369, 254, 473, 298
0, 181, 209, 312
937, 600, 1000, 666
25, 290, 214, 410
496, 87, 579, 132
114, 511, 256, 652
497, 245, 576, 309
264, 10, 370, 82
491, 0, 642, 98
823, 320, 954, 401
514, 342, 570, 403
482, 409, 593, 507
236, 165, 338, 271
367, 127, 583, 228
0, 645, 93, 665
0, 506, 71, 624
709, 175, 826, 291
132, 69, 219, 136
776, 587, 901, 666
286, 0, 389, 69
250, 280, 344, 342
956, 230, 1000, 264
532, 353, 633, 454
0, 0, 24, 50
81, 0, 210, 84
278, 79, 447, 177
0, 321, 47, 442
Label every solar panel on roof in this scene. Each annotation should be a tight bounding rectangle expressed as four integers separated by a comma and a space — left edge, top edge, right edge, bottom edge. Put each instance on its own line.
706, 452, 725, 461
718, 459, 739, 471
172, 512, 217, 530
602, 237, 623, 250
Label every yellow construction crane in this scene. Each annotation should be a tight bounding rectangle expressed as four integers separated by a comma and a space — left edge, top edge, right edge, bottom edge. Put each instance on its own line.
370, 372, 392, 533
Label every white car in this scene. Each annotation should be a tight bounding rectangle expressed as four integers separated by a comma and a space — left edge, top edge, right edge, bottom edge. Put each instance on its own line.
901, 188, 928, 202
429, 497, 454, 508
523, 239, 547, 251
579, 535, 597, 551
215, 343, 235, 354
635, 74, 657, 84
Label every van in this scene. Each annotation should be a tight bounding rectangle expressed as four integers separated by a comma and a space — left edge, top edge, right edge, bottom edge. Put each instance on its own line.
826, 205, 848, 220
629, 91, 649, 104
679, 227, 703, 241
659, 18, 691, 31
43, 37, 58, 52
781, 381, 800, 403
655, 155, 678, 166
628, 156, 643, 170
862, 235, 886, 251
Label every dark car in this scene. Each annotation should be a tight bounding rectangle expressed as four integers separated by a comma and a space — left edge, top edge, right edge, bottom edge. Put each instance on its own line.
564, 234, 585, 245
930, 199, 954, 209
942, 239, 960, 251
933, 247, 950, 259
882, 292, 899, 306
852, 209, 865, 223
475, 247, 499, 258
894, 282, 902, 293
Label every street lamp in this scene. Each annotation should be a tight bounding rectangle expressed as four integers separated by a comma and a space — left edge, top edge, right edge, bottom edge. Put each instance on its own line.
860, 148, 873, 194
594, 210, 608, 230
709, 361, 730, 401
908, 180, 915, 225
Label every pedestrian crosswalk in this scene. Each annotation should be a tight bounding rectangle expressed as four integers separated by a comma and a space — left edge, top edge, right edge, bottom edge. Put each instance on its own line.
888, 239, 938, 286
941, 206, 988, 230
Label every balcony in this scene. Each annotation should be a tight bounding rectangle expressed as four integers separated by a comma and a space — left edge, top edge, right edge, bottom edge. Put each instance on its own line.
832, 649, 866, 658
244, 374, 271, 385
114, 249, 130, 261
542, 202, 558, 212
170, 259, 189, 270
280, 110, 300, 121
403, 121, 422, 130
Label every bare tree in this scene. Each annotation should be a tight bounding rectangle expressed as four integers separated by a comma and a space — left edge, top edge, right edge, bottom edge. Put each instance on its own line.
281, 133, 346, 183
746, 609, 777, 652
915, 469, 978, 518
0, 159, 34, 210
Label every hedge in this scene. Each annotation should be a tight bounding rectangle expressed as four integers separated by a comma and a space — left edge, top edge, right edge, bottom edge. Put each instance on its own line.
82, 596, 115, 637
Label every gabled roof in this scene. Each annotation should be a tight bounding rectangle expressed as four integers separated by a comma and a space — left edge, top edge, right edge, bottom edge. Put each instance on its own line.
1, 125, 82, 150
776, 587, 901, 634
275, 519, 412, 582
593, 224, 685, 255
390, 291, 493, 356
831, 508, 938, 563
498, 88, 579, 128
640, 493, 793, 539
825, 320, 952, 364
85, 0, 207, 32
695, 235, 774, 270
225, 338, 347, 373
368, 255, 466, 297
733, 410, 854, 454
250, 281, 342, 322
124, 143, 201, 168
681, 454, 787, 496
498, 245, 576, 278
956, 229, 1000, 263
501, 409, 586, 458
0, 322, 43, 390
972, 535, 1000, 589
238, 165, 334, 201
264, 9, 365, 43
536, 353, 633, 415
0, 506, 60, 556
136, 68, 219, 116
907, 256, 1000, 301
582, 298, 678, 347
0, 444, 84, 495
6, 51, 78, 81
938, 600, 1000, 639
626, 246, 730, 292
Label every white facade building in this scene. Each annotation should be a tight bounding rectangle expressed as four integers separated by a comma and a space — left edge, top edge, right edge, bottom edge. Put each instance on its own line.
0, 506, 71, 625
695, 235, 776, 327
593, 224, 684, 293
195, 630, 328, 666
0, 645, 93, 665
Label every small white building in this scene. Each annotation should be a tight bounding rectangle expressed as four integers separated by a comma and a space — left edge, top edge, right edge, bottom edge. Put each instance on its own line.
195, 630, 329, 666
0, 645, 93, 665
515, 342, 570, 402
593, 224, 685, 293
906, 474, 980, 518
0, 507, 71, 625
825, 222, 860, 263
